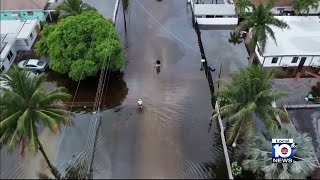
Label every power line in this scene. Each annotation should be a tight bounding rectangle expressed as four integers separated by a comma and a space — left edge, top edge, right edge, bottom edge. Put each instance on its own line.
134, 0, 217, 62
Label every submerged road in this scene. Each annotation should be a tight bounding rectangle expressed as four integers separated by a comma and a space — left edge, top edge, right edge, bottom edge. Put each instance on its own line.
100, 0, 226, 178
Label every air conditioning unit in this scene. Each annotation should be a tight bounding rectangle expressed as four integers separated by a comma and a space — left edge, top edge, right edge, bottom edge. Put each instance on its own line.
11, 13, 20, 17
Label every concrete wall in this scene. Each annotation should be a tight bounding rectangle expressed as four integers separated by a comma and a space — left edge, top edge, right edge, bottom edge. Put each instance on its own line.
1, 11, 47, 21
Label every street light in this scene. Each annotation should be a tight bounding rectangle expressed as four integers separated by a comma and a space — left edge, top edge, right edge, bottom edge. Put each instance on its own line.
200, 59, 205, 71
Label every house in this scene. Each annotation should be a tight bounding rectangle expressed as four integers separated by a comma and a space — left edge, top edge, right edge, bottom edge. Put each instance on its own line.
0, 0, 57, 21
189, 0, 238, 29
1, 20, 40, 73
255, 16, 320, 69
239, 0, 320, 15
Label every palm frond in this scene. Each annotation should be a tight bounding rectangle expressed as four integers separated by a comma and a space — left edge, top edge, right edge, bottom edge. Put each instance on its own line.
244, 124, 318, 179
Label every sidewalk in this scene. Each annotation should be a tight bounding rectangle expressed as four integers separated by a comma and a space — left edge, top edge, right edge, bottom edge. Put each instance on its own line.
273, 78, 319, 106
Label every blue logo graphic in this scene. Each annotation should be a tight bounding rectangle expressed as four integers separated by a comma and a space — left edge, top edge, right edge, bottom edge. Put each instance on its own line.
272, 139, 297, 163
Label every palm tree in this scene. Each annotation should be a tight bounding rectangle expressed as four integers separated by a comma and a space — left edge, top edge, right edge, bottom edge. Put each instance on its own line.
235, 0, 289, 65
57, 0, 96, 19
214, 66, 287, 147
292, 0, 319, 15
228, 31, 242, 45
242, 124, 318, 179
235, 0, 252, 16
0, 66, 71, 179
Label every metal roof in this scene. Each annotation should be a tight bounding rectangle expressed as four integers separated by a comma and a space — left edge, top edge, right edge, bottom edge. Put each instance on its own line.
194, 4, 236, 16
260, 16, 320, 57
0, 0, 48, 11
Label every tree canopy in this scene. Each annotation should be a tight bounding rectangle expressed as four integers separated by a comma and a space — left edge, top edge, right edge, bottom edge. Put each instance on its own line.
35, 10, 125, 81
292, 0, 319, 15
57, 0, 96, 19
0, 66, 71, 178
235, 0, 289, 53
214, 66, 287, 146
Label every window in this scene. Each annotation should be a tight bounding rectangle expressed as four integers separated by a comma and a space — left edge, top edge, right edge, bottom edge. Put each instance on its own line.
6, 51, 14, 61
11, 12, 19, 17
37, 61, 44, 66
292, 57, 299, 63
30, 32, 33, 40
4, 14, 7, 16
271, 57, 278, 64
23, 61, 28, 66
26, 64, 37, 68
0, 66, 5, 72
257, 46, 262, 56
27, 11, 34, 16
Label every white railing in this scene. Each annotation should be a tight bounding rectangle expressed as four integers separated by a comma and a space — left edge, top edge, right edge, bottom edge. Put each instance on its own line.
215, 101, 234, 180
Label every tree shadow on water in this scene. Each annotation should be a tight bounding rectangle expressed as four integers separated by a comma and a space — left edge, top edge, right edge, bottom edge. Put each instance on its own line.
46, 71, 129, 109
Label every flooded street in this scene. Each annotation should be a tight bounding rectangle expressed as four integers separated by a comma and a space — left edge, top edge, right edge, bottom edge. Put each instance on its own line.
97, 0, 227, 178
1, 0, 230, 179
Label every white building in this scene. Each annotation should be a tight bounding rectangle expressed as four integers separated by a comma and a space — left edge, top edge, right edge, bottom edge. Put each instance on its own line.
255, 16, 320, 68
189, 0, 238, 29
0, 20, 40, 73
242, 0, 320, 15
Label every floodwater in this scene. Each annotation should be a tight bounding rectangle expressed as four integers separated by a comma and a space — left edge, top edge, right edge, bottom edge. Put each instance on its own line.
1, 0, 233, 179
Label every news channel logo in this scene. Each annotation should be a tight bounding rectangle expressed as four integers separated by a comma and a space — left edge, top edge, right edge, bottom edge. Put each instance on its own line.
272, 139, 297, 163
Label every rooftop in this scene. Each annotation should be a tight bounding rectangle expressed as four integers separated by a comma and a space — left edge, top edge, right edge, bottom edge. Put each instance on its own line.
194, 4, 236, 16
234, 0, 293, 7
1, 20, 39, 60
260, 16, 320, 57
0, 0, 48, 11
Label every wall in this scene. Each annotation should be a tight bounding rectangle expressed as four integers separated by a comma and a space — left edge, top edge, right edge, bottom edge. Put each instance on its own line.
15, 30, 38, 51
1, 11, 47, 21
261, 55, 319, 67
271, 6, 293, 15
0, 46, 17, 73
311, 56, 320, 66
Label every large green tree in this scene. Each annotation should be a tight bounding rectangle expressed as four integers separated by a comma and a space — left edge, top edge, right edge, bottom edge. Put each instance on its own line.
0, 66, 71, 179
292, 0, 319, 15
57, 0, 96, 18
35, 10, 125, 81
243, 124, 318, 179
235, 0, 289, 65
214, 66, 287, 147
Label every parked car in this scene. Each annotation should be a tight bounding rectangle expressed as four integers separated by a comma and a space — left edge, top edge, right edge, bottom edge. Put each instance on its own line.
17, 59, 48, 72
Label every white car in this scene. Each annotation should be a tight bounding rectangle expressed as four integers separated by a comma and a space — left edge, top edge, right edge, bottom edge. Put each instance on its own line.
17, 59, 48, 72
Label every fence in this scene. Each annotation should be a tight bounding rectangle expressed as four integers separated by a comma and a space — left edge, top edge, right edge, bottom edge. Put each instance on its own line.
215, 101, 234, 180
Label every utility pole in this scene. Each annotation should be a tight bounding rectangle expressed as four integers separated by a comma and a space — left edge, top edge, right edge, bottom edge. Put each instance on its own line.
122, 0, 127, 33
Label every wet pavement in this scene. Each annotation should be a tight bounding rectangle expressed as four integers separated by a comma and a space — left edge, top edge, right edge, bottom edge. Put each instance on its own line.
287, 108, 320, 163
83, 0, 117, 19
201, 30, 248, 81
272, 78, 319, 106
